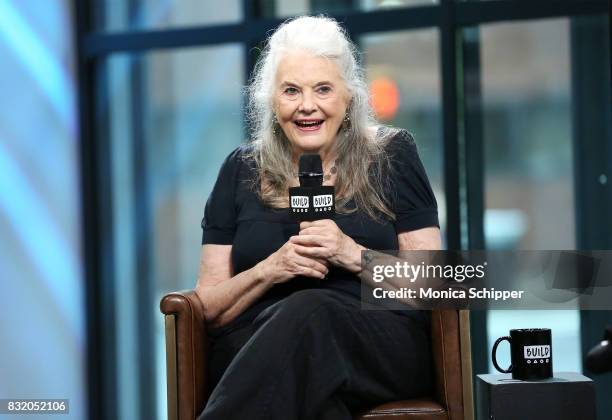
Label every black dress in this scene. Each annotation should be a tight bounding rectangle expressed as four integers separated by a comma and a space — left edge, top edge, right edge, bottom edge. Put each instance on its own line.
198, 129, 439, 420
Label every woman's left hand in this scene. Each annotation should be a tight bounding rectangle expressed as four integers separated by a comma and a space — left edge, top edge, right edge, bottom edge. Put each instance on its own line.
289, 219, 365, 273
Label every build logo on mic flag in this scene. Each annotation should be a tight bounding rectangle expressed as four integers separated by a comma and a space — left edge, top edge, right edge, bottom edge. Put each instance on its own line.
313, 194, 333, 212
291, 195, 309, 212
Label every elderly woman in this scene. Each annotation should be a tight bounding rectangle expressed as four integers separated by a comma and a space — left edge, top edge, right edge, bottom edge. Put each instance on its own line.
196, 15, 441, 420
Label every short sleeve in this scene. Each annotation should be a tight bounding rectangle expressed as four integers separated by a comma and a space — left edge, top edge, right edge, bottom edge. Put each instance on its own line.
387, 130, 439, 233
201, 146, 244, 245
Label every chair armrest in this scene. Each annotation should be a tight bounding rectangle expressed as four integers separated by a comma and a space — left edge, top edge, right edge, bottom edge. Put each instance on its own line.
160, 290, 209, 420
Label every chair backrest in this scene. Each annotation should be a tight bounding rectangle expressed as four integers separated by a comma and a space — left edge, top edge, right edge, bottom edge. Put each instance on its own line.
431, 309, 474, 420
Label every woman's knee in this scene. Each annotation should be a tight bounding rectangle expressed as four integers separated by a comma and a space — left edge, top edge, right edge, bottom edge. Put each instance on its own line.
284, 288, 341, 308
255, 289, 343, 327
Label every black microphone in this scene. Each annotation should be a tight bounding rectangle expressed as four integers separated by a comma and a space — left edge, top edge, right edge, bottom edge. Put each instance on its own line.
298, 154, 324, 187
289, 154, 335, 221
585, 326, 612, 374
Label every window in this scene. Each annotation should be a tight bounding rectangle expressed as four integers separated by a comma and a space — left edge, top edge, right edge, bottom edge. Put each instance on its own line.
76, 1, 612, 418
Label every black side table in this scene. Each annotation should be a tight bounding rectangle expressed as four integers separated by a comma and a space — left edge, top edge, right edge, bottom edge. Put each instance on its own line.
476, 372, 595, 420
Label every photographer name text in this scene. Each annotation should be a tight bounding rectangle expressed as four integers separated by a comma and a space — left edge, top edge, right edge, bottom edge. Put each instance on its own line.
373, 287, 525, 301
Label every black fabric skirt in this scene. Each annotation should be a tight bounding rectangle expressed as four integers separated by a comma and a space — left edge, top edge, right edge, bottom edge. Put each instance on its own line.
199, 288, 433, 420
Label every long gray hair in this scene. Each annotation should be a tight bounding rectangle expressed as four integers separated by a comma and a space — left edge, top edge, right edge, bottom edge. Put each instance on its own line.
246, 15, 396, 221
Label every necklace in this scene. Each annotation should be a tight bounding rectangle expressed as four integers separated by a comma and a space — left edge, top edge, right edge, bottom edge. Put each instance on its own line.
323, 161, 337, 181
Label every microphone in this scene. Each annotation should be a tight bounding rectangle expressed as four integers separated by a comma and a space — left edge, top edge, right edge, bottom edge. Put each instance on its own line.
298, 154, 324, 187
585, 326, 612, 374
289, 154, 335, 221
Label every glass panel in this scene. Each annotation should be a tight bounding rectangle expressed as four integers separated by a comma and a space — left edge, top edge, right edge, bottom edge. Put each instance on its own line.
267, 0, 437, 18
104, 45, 244, 420
361, 29, 445, 244
482, 19, 575, 250
0, 1, 85, 418
97, 0, 241, 32
477, 18, 581, 373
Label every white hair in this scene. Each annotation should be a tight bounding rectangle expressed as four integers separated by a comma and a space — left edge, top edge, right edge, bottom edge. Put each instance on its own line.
246, 15, 396, 220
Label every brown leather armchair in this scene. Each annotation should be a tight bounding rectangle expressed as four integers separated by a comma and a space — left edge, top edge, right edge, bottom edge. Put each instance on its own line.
160, 290, 474, 420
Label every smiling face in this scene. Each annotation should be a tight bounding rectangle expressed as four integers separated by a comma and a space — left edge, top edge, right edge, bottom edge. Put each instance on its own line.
273, 51, 351, 159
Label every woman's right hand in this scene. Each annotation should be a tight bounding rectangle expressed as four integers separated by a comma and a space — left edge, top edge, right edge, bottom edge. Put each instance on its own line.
258, 241, 329, 285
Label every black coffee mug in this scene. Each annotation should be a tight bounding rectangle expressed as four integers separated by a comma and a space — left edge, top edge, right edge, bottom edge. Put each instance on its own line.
492, 328, 553, 380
